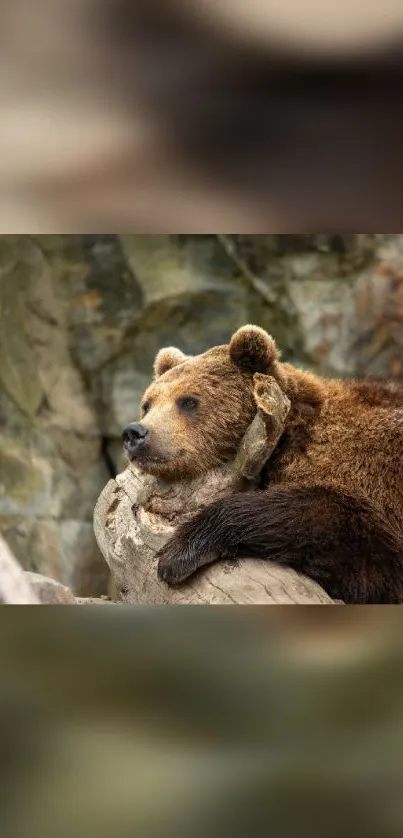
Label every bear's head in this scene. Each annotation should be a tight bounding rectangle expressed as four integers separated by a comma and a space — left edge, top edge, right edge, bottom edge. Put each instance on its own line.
122, 325, 282, 479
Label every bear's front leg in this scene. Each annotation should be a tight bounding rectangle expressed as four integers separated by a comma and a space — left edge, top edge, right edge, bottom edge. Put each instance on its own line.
156, 486, 403, 602
156, 501, 234, 585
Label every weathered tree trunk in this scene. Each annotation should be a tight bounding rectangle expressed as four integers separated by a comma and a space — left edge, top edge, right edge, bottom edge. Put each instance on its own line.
94, 375, 337, 605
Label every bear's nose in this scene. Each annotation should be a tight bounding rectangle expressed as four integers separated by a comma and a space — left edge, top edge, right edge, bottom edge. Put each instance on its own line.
122, 423, 149, 454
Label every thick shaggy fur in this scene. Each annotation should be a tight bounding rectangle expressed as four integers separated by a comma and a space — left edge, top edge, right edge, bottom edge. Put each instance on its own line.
157, 487, 403, 604
131, 325, 403, 603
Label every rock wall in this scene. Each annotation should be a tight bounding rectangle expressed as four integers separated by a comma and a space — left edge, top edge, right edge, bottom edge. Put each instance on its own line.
0, 234, 402, 595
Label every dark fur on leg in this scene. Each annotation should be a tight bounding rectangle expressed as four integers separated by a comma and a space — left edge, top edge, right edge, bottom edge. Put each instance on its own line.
156, 486, 403, 603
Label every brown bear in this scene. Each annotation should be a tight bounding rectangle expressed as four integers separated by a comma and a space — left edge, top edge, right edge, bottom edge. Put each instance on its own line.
122, 325, 403, 604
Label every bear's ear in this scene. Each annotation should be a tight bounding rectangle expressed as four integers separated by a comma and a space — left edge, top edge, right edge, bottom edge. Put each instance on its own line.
154, 347, 188, 378
229, 325, 279, 374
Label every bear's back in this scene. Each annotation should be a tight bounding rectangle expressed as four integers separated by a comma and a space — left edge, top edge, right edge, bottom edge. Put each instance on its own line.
264, 375, 403, 534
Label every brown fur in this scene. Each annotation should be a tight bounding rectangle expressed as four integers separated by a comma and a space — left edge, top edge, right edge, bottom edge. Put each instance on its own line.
128, 325, 403, 603
136, 344, 258, 479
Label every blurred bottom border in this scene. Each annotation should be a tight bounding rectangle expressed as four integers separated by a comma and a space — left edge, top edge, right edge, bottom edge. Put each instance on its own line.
0, 605, 403, 838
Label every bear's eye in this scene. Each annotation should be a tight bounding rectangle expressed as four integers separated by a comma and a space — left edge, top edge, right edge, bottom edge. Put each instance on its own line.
177, 396, 199, 414
142, 400, 151, 415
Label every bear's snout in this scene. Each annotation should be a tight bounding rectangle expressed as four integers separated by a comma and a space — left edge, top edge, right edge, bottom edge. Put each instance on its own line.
122, 423, 149, 459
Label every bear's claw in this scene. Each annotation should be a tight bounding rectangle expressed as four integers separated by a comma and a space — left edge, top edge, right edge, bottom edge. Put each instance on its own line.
155, 506, 228, 586
156, 537, 195, 586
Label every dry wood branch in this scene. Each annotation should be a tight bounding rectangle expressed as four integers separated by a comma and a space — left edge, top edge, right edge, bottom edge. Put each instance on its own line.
0, 535, 39, 604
